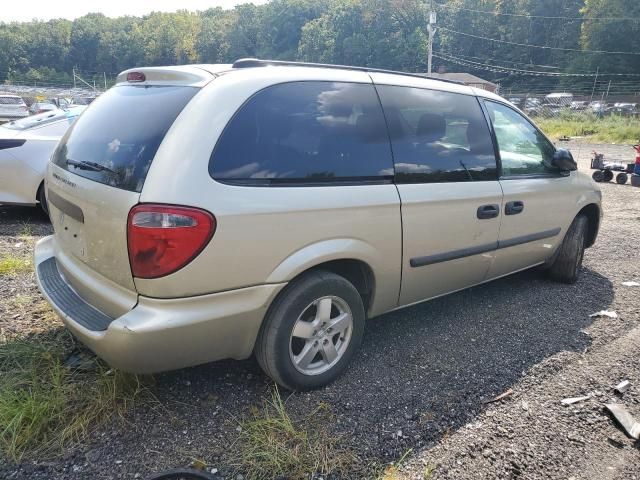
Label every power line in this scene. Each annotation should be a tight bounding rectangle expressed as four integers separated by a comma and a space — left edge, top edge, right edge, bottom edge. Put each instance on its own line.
434, 2, 637, 21
439, 26, 640, 56
436, 50, 640, 77
434, 51, 640, 77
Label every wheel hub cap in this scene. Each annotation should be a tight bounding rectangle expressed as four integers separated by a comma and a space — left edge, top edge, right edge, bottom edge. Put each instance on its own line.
289, 295, 353, 376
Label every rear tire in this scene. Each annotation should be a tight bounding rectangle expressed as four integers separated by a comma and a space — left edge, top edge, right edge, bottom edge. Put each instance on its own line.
37, 184, 49, 217
548, 215, 588, 284
616, 173, 628, 184
255, 270, 365, 391
592, 170, 605, 182
602, 169, 614, 182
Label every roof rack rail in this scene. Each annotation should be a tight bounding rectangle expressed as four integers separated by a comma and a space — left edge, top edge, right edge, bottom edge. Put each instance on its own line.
231, 58, 463, 85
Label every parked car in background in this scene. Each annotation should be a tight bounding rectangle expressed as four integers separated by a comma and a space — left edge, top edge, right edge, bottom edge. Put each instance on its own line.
0, 93, 29, 122
545, 92, 573, 107
29, 102, 58, 115
34, 60, 601, 391
507, 97, 523, 107
589, 101, 607, 115
524, 97, 542, 115
610, 103, 638, 116
71, 96, 98, 106
0, 106, 85, 213
570, 101, 588, 111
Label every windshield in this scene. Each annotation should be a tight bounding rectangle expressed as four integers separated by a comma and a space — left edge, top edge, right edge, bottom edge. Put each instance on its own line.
4, 107, 85, 130
52, 85, 197, 193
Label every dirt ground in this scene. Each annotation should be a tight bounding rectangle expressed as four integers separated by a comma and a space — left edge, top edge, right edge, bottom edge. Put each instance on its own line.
0, 141, 639, 479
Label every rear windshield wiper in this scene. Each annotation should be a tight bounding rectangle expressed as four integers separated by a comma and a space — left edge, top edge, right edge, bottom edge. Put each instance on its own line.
66, 159, 116, 174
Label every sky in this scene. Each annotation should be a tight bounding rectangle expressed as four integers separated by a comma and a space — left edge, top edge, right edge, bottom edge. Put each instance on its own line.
2, 0, 269, 22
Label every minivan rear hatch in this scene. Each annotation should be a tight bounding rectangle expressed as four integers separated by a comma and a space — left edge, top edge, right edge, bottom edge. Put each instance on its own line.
48, 72, 203, 292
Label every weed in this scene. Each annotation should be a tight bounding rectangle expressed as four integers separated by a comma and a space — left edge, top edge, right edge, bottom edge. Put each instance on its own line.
379, 448, 413, 480
231, 386, 352, 480
0, 330, 145, 461
423, 464, 436, 479
18, 222, 33, 239
0, 256, 32, 276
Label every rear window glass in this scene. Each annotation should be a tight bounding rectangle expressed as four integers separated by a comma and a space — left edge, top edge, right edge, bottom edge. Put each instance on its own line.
210, 81, 393, 185
0, 96, 24, 105
52, 85, 197, 192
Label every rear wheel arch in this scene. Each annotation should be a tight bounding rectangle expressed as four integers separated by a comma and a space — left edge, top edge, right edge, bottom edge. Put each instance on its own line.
578, 203, 600, 248
269, 258, 375, 317
304, 259, 375, 315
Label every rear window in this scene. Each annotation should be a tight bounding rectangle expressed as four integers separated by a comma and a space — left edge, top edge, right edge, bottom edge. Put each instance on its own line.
0, 96, 24, 105
210, 81, 393, 185
52, 85, 197, 192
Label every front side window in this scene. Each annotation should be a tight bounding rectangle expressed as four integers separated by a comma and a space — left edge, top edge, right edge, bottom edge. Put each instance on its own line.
376, 85, 497, 183
484, 101, 556, 176
210, 81, 393, 184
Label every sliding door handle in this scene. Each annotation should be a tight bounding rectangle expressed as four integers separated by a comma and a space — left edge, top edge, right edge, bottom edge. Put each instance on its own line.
505, 201, 524, 215
477, 204, 500, 219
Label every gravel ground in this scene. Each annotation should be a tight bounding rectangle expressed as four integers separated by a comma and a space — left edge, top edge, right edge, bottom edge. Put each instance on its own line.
1, 142, 639, 479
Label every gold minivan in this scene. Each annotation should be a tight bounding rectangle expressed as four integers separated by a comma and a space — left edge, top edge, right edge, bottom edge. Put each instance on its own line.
35, 59, 601, 390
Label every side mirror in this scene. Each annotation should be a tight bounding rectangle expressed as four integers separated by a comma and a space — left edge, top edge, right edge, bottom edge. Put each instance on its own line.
552, 148, 577, 172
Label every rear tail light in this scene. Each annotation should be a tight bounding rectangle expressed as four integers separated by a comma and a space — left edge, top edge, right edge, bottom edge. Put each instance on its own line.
127, 204, 216, 279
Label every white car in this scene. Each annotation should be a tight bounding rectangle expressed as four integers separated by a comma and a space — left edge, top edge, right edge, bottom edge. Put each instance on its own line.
0, 106, 85, 213
0, 93, 29, 122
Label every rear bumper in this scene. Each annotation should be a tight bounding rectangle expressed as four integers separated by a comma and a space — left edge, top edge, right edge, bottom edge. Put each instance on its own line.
34, 235, 286, 373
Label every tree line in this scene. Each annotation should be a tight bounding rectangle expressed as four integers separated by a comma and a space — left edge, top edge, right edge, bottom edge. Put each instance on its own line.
0, 0, 638, 89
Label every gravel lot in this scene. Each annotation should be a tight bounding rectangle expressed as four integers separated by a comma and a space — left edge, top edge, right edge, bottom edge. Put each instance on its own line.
1, 142, 639, 479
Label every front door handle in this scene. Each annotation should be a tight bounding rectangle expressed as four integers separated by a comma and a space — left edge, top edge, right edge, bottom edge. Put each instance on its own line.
477, 204, 500, 219
505, 200, 524, 215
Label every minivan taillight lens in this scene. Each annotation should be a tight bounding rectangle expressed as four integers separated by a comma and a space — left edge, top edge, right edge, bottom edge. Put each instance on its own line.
127, 204, 215, 279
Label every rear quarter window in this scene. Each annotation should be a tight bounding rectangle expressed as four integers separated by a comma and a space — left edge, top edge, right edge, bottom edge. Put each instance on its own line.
52, 85, 197, 192
210, 81, 393, 185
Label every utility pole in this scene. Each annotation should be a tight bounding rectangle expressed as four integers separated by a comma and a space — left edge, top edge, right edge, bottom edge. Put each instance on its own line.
73, 68, 76, 89
605, 79, 611, 99
427, 10, 437, 76
589, 66, 599, 103
104, 72, 107, 90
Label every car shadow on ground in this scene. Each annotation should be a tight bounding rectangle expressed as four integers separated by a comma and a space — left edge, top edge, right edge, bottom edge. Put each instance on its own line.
151, 265, 614, 468
0, 206, 51, 236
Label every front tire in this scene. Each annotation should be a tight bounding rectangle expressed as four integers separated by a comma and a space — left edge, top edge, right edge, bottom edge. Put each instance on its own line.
255, 270, 365, 391
548, 215, 588, 284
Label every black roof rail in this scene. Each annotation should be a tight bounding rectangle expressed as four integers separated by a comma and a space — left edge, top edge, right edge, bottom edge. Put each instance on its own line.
231, 58, 464, 85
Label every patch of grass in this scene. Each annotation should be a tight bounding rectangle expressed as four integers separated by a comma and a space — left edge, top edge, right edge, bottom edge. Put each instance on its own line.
18, 222, 34, 239
0, 330, 145, 461
0, 256, 32, 276
379, 448, 413, 480
231, 387, 352, 480
536, 112, 640, 144
423, 464, 436, 479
